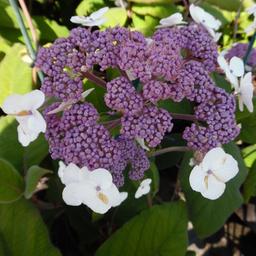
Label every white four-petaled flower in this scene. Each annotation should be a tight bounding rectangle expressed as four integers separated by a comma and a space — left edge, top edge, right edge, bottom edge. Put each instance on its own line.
217, 56, 254, 112
156, 12, 187, 28
58, 162, 127, 214
70, 7, 109, 27
217, 55, 244, 89
189, 147, 239, 200
1, 90, 46, 147
135, 178, 152, 199
189, 4, 221, 42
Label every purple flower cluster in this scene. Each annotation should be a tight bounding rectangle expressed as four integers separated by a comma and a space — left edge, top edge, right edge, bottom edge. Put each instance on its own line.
38, 22, 239, 186
121, 106, 173, 148
44, 103, 150, 187
105, 77, 143, 115
225, 43, 256, 67
183, 86, 240, 152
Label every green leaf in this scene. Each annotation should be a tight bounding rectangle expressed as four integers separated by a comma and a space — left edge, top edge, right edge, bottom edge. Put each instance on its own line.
243, 161, 256, 203
237, 98, 256, 144
0, 3, 27, 30
102, 8, 128, 28
34, 16, 69, 42
158, 99, 193, 114
212, 73, 232, 93
0, 116, 49, 172
0, 43, 32, 105
242, 144, 256, 168
203, 0, 240, 11
0, 198, 61, 255
76, 0, 104, 16
132, 13, 159, 36
96, 202, 188, 256
132, 3, 178, 19
24, 166, 52, 199
179, 142, 248, 238
0, 159, 24, 203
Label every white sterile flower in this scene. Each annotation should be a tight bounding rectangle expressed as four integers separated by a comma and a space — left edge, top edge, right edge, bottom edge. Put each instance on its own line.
135, 178, 152, 199
217, 55, 245, 89
58, 162, 127, 214
1, 90, 46, 147
189, 147, 239, 200
70, 7, 109, 27
237, 72, 254, 113
136, 137, 150, 151
189, 4, 221, 41
156, 12, 187, 28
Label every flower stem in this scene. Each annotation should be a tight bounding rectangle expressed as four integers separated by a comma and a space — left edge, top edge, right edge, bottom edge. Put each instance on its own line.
149, 146, 190, 158
83, 71, 106, 89
171, 113, 197, 122
8, 0, 44, 83
18, 0, 37, 45
244, 31, 256, 65
233, 0, 244, 41
146, 194, 153, 208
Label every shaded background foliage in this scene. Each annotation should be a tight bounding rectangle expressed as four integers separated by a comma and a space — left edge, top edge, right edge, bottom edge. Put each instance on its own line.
0, 0, 256, 255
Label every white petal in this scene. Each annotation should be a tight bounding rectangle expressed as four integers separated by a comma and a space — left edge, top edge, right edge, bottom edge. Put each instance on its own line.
238, 94, 244, 112
229, 57, 244, 77
202, 12, 221, 30
24, 90, 45, 110
213, 154, 239, 183
112, 192, 128, 207
189, 165, 207, 193
157, 13, 186, 28
217, 55, 229, 73
202, 147, 227, 171
17, 124, 39, 147
82, 18, 107, 27
82, 88, 95, 99
141, 178, 152, 186
240, 72, 254, 112
89, 168, 113, 189
83, 185, 114, 214
135, 179, 152, 199
58, 161, 66, 181
62, 183, 87, 206
189, 4, 204, 24
58, 163, 84, 185
70, 16, 87, 24
201, 175, 226, 200
104, 184, 121, 206
1, 90, 45, 114
90, 7, 109, 20
136, 137, 150, 151
27, 110, 46, 133
213, 32, 222, 42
